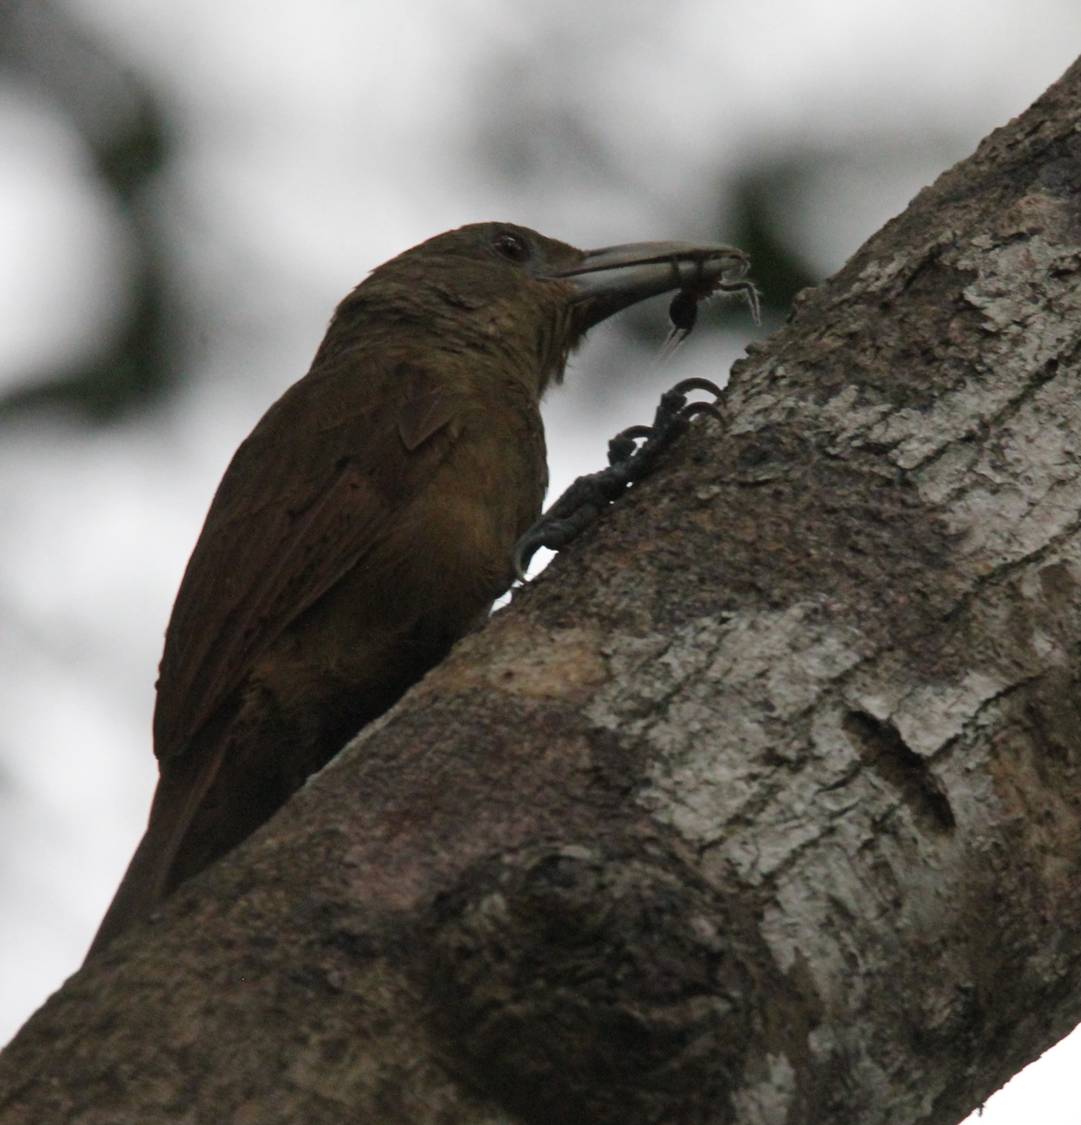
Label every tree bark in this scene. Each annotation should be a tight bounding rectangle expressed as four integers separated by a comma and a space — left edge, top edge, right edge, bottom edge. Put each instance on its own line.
4, 58, 1081, 1125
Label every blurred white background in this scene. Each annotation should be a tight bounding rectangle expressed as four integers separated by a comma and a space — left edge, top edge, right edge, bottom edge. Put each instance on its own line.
1, 2, 1078, 1120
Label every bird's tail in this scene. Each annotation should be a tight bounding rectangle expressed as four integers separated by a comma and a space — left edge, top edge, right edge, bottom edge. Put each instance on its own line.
83, 738, 227, 962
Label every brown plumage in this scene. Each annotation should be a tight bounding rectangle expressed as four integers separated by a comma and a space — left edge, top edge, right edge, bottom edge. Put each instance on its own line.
87, 222, 750, 957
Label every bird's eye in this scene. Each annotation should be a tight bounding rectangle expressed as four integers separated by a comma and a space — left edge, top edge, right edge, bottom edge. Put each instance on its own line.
492, 231, 530, 262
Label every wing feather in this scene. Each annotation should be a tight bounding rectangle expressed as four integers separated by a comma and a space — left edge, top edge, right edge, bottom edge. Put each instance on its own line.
153, 358, 459, 762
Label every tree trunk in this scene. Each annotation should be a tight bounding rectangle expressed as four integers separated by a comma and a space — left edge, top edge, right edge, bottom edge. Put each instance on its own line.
4, 58, 1081, 1125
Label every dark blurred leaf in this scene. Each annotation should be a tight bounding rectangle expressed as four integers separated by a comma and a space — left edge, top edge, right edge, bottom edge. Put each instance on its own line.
0, 0, 177, 425
726, 163, 820, 313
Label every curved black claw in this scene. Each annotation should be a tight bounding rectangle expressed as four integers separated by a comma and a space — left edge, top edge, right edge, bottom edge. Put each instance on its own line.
513, 527, 548, 582
680, 400, 724, 423
669, 376, 724, 398
512, 376, 725, 582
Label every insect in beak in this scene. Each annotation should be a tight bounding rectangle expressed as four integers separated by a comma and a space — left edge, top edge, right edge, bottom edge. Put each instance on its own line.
658, 260, 760, 363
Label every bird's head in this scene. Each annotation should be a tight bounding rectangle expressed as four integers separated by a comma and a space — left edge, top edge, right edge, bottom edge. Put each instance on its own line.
326, 221, 753, 395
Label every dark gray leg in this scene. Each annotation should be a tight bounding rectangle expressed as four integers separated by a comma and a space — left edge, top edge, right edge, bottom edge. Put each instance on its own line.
513, 377, 724, 580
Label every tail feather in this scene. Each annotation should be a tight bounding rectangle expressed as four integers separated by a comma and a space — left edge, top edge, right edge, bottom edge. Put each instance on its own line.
84, 739, 227, 962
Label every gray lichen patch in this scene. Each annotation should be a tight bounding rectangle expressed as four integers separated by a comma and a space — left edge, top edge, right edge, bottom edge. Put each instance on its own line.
582, 605, 871, 852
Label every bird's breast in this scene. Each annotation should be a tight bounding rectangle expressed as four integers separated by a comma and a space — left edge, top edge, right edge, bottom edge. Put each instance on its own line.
396, 403, 547, 608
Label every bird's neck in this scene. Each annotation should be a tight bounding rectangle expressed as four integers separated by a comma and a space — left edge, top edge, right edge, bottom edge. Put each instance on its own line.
316, 285, 578, 400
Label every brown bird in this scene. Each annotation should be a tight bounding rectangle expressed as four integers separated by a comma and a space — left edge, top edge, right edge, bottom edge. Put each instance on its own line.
87, 222, 751, 958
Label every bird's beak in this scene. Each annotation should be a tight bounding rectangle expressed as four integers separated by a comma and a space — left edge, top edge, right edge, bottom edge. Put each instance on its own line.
547, 241, 752, 328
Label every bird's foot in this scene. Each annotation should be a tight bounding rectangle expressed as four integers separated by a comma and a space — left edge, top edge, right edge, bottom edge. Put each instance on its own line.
512, 377, 724, 580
